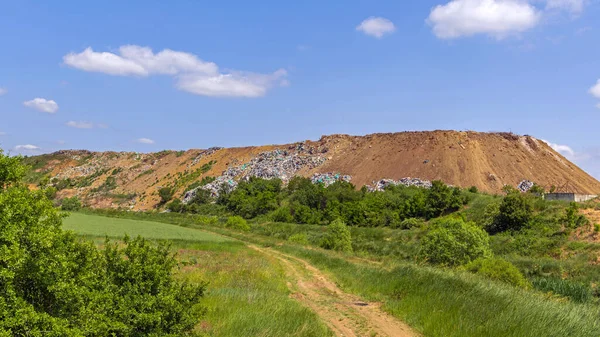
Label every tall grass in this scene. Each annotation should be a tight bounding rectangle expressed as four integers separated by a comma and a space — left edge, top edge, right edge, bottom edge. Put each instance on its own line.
173, 241, 332, 337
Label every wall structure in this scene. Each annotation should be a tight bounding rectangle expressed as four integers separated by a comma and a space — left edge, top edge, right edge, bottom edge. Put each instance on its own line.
544, 193, 597, 202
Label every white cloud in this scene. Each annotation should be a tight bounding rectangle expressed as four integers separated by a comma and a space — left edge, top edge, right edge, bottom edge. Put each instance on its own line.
427, 0, 541, 39
356, 17, 396, 38
23, 98, 59, 113
63, 45, 287, 98
589, 80, 600, 99
0, 88, 6, 96
546, 0, 587, 14
66, 121, 94, 129
63, 47, 148, 76
15, 144, 40, 151
0, 131, 6, 136
542, 139, 575, 157
596, 103, 600, 109
118, 45, 218, 75
136, 138, 155, 144
177, 69, 288, 98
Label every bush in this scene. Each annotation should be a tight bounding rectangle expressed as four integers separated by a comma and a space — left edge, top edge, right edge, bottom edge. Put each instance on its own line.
288, 233, 309, 245
488, 193, 532, 234
166, 198, 184, 212
320, 219, 353, 253
563, 202, 589, 229
468, 186, 478, 193
226, 216, 250, 231
158, 186, 174, 204
398, 217, 423, 230
420, 218, 492, 266
0, 150, 206, 335
271, 206, 294, 223
61, 196, 82, 211
466, 257, 529, 288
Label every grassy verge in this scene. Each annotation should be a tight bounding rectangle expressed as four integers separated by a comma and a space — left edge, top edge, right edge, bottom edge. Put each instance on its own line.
64, 213, 331, 337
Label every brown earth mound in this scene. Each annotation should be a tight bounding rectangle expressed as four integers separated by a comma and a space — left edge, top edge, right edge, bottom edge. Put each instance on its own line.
25, 130, 600, 210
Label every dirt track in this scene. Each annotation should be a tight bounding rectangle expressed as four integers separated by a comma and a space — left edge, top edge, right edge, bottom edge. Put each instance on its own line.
250, 245, 418, 337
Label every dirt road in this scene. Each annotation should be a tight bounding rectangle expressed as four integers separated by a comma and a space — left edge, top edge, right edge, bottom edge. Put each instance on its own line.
250, 245, 418, 337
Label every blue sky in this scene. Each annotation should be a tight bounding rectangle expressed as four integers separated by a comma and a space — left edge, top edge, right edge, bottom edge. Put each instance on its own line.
1, 0, 600, 177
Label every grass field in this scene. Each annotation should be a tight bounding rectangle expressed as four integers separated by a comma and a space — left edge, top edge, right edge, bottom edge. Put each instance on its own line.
63, 212, 331, 337
63, 212, 231, 242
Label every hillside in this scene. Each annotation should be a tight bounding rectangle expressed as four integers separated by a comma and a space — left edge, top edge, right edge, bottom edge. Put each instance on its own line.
23, 130, 600, 210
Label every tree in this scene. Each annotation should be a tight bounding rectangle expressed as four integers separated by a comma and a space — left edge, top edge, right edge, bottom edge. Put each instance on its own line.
0, 150, 205, 335
419, 218, 492, 266
320, 219, 353, 253
488, 193, 533, 234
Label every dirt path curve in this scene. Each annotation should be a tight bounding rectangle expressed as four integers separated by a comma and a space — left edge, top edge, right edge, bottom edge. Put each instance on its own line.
249, 245, 418, 337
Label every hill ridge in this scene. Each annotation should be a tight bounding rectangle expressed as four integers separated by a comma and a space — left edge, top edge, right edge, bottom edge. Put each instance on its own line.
24, 130, 600, 210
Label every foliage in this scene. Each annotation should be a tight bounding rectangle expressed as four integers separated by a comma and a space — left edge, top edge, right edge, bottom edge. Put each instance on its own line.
465, 257, 530, 288
225, 216, 250, 231
398, 217, 423, 230
288, 233, 309, 245
0, 150, 206, 336
563, 202, 589, 229
158, 186, 175, 205
420, 218, 492, 266
320, 219, 353, 253
61, 196, 82, 211
488, 192, 532, 234
219, 177, 282, 219
0, 151, 26, 189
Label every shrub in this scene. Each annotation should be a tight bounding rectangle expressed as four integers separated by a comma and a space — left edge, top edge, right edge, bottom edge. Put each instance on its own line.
158, 186, 174, 204
288, 233, 309, 245
61, 196, 82, 211
420, 218, 491, 266
465, 257, 529, 288
226, 216, 250, 231
398, 217, 423, 230
320, 218, 353, 253
563, 202, 589, 229
468, 186, 479, 193
488, 193, 532, 234
166, 198, 184, 212
0, 150, 206, 335
271, 206, 294, 223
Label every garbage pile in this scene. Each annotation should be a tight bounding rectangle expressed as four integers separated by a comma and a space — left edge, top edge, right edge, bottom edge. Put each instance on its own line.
183, 148, 328, 202
310, 173, 352, 187
367, 177, 433, 192
517, 180, 534, 192
188, 147, 223, 168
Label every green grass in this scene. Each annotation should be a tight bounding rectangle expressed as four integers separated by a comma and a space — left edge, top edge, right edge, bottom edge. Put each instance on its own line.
63, 212, 330, 336
175, 241, 331, 336
63, 212, 231, 242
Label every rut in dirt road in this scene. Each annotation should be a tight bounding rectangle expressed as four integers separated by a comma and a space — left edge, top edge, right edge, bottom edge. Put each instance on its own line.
250, 245, 418, 337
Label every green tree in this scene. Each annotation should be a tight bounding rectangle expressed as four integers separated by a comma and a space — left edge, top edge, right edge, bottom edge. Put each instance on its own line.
0, 150, 205, 336
320, 218, 353, 253
420, 218, 492, 266
489, 193, 533, 234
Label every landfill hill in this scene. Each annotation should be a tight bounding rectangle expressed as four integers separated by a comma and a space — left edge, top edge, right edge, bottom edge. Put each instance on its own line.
23, 130, 600, 210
